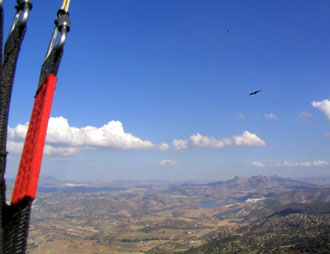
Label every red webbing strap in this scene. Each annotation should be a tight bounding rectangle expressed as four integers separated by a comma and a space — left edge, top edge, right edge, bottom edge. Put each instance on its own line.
11, 74, 57, 205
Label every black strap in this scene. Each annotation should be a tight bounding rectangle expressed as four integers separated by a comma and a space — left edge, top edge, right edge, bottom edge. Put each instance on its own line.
38, 45, 63, 87
0, 22, 27, 147
0, 21, 27, 197
0, 15, 28, 254
0, 4, 4, 253
3, 199, 32, 254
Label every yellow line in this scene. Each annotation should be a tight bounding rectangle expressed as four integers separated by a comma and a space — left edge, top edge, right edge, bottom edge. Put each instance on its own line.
61, 0, 71, 12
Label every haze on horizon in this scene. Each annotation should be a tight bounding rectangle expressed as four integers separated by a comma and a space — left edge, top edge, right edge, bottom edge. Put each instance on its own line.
4, 0, 330, 182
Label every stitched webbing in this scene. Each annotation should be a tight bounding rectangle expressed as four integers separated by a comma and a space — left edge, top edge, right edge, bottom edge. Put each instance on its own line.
0, 23, 27, 145
3, 199, 32, 254
38, 45, 63, 87
0, 4, 3, 253
0, 22, 27, 200
0, 14, 28, 254
12, 75, 57, 205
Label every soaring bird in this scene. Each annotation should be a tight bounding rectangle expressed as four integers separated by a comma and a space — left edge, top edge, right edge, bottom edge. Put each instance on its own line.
249, 89, 262, 96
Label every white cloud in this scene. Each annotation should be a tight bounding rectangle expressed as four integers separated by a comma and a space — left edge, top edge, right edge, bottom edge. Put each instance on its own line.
7, 124, 28, 141
173, 139, 188, 150
43, 145, 78, 157
264, 113, 277, 120
46, 117, 158, 150
158, 160, 178, 167
313, 160, 330, 166
251, 160, 330, 168
8, 117, 266, 159
190, 131, 266, 148
190, 133, 227, 148
280, 160, 330, 167
251, 162, 265, 167
236, 113, 246, 120
312, 99, 330, 119
8, 117, 169, 157
6, 141, 78, 157
158, 143, 170, 151
7, 141, 24, 154
233, 131, 266, 146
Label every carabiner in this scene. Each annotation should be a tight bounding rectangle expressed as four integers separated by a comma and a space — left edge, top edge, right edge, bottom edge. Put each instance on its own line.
45, 11, 71, 60
10, 0, 33, 33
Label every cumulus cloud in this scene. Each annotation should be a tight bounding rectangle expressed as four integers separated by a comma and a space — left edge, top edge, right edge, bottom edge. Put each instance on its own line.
312, 99, 330, 119
158, 160, 178, 167
251, 162, 265, 167
8, 117, 169, 157
158, 143, 170, 151
173, 139, 188, 150
264, 113, 277, 120
251, 160, 330, 168
8, 117, 267, 159
6, 140, 78, 157
312, 160, 330, 166
190, 131, 266, 148
45, 117, 159, 150
6, 141, 24, 154
43, 146, 79, 157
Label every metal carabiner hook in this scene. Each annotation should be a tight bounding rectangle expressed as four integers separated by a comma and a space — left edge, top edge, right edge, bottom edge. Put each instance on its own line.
45, 11, 71, 60
10, 0, 33, 33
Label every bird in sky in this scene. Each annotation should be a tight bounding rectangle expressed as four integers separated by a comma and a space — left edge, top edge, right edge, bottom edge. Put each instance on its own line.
227, 29, 230, 32
249, 89, 262, 96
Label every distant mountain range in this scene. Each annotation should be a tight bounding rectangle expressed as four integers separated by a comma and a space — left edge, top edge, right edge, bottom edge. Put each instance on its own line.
165, 175, 321, 206
6, 174, 325, 203
203, 175, 318, 191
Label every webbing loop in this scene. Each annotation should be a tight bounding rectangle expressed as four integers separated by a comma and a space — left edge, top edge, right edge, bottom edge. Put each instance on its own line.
40, 9, 71, 87
10, 0, 32, 34
44, 11, 70, 61
0, 4, 3, 253
0, 1, 31, 253
0, 0, 31, 210
0, 3, 30, 200
0, 0, 32, 152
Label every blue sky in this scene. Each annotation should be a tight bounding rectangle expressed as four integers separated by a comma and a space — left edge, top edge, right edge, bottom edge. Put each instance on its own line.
4, 0, 330, 182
